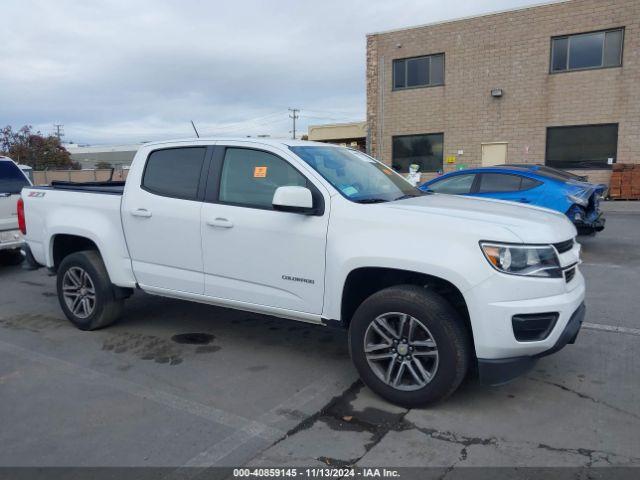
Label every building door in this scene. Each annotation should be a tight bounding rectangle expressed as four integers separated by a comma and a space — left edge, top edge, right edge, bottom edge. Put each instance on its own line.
481, 143, 508, 167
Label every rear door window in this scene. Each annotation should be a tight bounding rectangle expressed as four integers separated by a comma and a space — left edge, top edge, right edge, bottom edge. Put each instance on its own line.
477, 173, 524, 193
142, 147, 206, 200
0, 161, 30, 194
427, 174, 476, 194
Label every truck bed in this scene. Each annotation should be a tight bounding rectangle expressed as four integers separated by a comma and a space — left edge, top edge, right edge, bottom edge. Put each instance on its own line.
46, 180, 125, 195
21, 182, 130, 282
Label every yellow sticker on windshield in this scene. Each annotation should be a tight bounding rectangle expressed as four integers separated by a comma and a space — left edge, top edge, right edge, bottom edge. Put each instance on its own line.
253, 166, 267, 178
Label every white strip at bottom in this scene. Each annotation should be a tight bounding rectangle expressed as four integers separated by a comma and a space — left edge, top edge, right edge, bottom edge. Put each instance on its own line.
583, 322, 640, 337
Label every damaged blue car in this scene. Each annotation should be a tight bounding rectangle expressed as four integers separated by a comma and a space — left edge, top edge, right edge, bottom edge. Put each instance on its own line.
420, 164, 606, 234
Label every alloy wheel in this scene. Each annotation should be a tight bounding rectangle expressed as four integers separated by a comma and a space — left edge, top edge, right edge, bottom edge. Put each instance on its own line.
62, 266, 96, 319
363, 312, 439, 391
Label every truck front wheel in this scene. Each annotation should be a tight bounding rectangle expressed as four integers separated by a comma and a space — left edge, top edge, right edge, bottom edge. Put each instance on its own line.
56, 251, 123, 330
349, 285, 471, 407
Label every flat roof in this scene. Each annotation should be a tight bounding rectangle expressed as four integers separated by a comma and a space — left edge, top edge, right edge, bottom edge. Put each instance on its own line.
368, 0, 569, 36
66, 144, 142, 154
140, 137, 332, 148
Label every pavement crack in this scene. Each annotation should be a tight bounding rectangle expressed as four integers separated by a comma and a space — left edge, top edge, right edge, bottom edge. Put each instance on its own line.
528, 377, 640, 421
268, 381, 412, 467
535, 443, 636, 467
410, 423, 498, 449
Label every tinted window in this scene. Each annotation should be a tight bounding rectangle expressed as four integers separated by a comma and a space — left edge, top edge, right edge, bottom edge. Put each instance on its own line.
430, 54, 444, 85
393, 54, 444, 89
551, 29, 623, 72
407, 57, 429, 87
603, 29, 623, 66
392, 134, 444, 173
569, 32, 604, 69
428, 174, 475, 194
521, 177, 543, 190
551, 37, 568, 71
393, 60, 405, 89
142, 148, 206, 200
219, 148, 306, 209
478, 174, 524, 192
546, 124, 618, 169
0, 160, 30, 194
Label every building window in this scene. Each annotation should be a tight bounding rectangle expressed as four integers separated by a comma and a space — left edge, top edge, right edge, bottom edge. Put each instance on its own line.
392, 133, 444, 173
551, 28, 623, 72
393, 54, 444, 89
546, 124, 618, 169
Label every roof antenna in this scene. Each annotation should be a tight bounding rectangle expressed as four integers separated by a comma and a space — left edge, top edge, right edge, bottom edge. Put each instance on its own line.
190, 120, 200, 138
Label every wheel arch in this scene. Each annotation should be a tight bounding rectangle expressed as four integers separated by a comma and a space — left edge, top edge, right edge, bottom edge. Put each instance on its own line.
340, 267, 473, 345
51, 234, 99, 270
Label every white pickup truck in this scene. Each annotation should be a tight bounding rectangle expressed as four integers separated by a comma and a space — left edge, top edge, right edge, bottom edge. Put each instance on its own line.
20, 139, 585, 406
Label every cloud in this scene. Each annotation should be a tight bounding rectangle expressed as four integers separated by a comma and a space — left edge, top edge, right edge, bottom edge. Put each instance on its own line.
0, 0, 537, 144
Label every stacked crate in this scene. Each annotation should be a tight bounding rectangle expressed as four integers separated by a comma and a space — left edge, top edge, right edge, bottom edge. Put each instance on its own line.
609, 164, 640, 200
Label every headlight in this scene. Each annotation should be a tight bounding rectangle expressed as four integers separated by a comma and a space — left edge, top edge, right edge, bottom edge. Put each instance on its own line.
480, 242, 562, 278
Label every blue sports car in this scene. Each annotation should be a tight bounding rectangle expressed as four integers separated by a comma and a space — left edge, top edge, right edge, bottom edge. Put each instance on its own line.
419, 164, 606, 234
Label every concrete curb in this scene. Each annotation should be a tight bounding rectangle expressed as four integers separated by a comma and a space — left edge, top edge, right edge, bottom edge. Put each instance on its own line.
601, 201, 640, 214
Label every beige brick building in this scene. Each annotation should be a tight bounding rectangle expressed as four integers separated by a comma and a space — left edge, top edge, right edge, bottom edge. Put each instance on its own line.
366, 0, 639, 185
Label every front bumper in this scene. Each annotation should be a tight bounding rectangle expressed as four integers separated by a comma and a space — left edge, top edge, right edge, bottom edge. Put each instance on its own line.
478, 302, 585, 385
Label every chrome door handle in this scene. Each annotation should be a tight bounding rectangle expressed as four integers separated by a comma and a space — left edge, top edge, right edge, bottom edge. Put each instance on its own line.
131, 208, 152, 218
207, 217, 233, 228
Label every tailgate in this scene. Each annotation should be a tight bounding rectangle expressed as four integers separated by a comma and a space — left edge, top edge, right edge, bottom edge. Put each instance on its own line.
0, 193, 19, 231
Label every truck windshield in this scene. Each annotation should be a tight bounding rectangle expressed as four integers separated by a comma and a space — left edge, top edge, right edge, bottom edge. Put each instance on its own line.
0, 161, 30, 194
289, 146, 424, 203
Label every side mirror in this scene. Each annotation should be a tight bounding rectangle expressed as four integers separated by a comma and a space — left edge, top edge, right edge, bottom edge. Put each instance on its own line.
272, 186, 315, 215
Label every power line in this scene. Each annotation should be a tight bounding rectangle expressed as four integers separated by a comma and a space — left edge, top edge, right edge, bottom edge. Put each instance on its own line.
288, 108, 299, 140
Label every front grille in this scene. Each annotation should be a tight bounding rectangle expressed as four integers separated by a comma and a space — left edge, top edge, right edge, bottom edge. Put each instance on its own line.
512, 312, 559, 342
564, 267, 576, 283
554, 238, 575, 254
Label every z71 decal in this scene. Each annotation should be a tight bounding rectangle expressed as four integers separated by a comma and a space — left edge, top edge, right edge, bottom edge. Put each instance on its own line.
28, 191, 46, 197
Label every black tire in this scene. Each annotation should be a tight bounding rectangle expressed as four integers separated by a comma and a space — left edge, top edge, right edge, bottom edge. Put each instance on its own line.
0, 249, 23, 266
56, 250, 123, 330
349, 285, 471, 407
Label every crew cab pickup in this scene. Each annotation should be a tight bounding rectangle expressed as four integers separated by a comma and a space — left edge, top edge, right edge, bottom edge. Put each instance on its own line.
20, 139, 586, 406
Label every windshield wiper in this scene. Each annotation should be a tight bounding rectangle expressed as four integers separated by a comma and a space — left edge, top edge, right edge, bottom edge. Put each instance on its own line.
393, 193, 426, 201
353, 198, 389, 204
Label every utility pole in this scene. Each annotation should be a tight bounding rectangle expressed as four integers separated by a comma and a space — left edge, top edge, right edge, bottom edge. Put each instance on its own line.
288, 108, 299, 140
53, 124, 64, 141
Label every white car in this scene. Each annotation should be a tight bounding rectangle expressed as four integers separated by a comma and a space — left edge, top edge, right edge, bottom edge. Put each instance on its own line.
19, 139, 585, 406
0, 156, 31, 264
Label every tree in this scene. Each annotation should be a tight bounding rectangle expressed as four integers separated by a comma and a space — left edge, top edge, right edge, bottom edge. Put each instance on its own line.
0, 125, 77, 170
95, 161, 113, 169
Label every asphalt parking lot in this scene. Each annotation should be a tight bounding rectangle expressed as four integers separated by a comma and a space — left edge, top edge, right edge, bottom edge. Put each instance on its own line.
1, 204, 639, 473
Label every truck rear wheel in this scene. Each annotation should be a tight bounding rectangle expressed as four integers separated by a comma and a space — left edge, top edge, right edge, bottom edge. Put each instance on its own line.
348, 285, 471, 407
56, 250, 123, 330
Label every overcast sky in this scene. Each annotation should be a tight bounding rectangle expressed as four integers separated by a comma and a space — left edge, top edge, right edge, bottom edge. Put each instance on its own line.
1, 0, 540, 145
